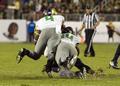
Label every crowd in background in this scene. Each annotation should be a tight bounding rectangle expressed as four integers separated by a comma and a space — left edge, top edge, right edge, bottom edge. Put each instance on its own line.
0, 0, 120, 20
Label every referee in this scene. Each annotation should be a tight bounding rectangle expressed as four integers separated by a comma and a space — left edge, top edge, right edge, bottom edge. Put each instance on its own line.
79, 6, 100, 57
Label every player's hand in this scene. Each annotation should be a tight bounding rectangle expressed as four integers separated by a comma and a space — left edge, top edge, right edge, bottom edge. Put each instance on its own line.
34, 39, 37, 45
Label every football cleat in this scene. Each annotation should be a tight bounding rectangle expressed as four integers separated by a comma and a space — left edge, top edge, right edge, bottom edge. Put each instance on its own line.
83, 67, 87, 78
109, 61, 120, 69
42, 65, 53, 78
16, 48, 26, 64
87, 69, 95, 75
75, 71, 84, 79
84, 53, 91, 57
47, 72, 53, 78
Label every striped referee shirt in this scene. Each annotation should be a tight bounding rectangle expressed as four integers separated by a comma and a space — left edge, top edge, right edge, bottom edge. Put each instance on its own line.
83, 12, 99, 29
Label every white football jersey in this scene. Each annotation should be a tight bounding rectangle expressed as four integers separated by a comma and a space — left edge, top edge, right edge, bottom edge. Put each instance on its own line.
61, 33, 80, 46
35, 15, 64, 34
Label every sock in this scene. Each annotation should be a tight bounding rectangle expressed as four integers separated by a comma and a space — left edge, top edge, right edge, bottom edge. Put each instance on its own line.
75, 58, 91, 73
24, 48, 40, 60
46, 59, 54, 72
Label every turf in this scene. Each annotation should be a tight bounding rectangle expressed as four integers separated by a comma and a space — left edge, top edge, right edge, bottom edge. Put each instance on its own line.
0, 43, 120, 86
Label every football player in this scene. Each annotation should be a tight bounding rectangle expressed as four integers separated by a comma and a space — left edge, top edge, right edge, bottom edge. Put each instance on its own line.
109, 26, 120, 69
54, 26, 95, 78
16, 9, 65, 77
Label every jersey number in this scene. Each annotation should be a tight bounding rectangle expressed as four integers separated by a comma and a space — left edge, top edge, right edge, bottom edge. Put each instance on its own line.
45, 15, 54, 21
63, 33, 73, 41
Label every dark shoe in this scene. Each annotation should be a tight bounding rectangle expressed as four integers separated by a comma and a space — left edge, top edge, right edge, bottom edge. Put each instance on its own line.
47, 72, 53, 78
75, 67, 87, 78
109, 61, 120, 69
42, 65, 53, 78
90, 54, 95, 57
16, 48, 26, 64
84, 53, 89, 57
87, 69, 95, 75
75, 71, 84, 78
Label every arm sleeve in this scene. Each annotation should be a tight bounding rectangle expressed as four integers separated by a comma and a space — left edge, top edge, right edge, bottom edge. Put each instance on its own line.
82, 14, 86, 24
114, 28, 120, 35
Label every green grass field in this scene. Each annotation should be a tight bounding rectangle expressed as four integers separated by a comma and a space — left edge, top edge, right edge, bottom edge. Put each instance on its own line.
0, 43, 120, 86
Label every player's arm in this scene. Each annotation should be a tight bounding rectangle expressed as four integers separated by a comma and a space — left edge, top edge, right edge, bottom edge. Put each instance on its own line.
107, 24, 120, 35
80, 14, 85, 32
113, 28, 120, 36
107, 24, 115, 30
108, 26, 120, 36
93, 13, 100, 29
34, 29, 41, 40
93, 21, 100, 29
80, 24, 85, 32
61, 16, 66, 32
34, 25, 41, 44
78, 15, 85, 35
